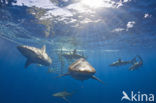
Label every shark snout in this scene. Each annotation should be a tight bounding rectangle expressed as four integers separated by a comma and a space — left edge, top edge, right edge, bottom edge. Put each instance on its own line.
17, 45, 31, 56
43, 57, 52, 66
17, 45, 25, 52
48, 58, 52, 65
17, 45, 21, 50
52, 94, 56, 97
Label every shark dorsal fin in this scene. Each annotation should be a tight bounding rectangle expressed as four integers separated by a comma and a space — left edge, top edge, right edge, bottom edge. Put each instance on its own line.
25, 59, 32, 68
73, 49, 76, 55
63, 88, 67, 92
41, 45, 46, 53
118, 58, 121, 62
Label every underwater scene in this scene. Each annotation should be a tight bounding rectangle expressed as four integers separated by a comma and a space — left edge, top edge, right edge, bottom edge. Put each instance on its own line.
0, 0, 156, 103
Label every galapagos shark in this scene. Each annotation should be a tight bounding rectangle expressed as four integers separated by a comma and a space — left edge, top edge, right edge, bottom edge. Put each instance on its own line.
52, 90, 73, 103
59, 58, 104, 84
129, 56, 143, 71
109, 57, 136, 67
62, 49, 86, 60
17, 45, 52, 68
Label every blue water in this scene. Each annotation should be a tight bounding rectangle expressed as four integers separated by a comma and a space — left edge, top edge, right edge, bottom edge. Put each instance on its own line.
0, 0, 156, 103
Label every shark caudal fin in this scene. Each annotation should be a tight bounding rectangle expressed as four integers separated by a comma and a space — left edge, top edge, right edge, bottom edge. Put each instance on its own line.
130, 57, 137, 64
41, 45, 46, 53
62, 97, 70, 103
137, 55, 143, 63
92, 75, 104, 84
25, 59, 32, 68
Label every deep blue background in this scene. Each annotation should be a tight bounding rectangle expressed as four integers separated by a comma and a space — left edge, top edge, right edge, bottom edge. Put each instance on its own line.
0, 0, 156, 103
0, 37, 156, 103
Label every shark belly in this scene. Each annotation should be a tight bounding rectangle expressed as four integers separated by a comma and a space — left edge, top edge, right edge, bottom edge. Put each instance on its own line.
70, 71, 95, 81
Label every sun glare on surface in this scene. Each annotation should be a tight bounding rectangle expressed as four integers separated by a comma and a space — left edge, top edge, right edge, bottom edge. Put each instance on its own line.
80, 0, 111, 9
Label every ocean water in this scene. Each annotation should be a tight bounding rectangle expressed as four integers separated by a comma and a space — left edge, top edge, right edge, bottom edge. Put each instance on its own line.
0, 0, 156, 103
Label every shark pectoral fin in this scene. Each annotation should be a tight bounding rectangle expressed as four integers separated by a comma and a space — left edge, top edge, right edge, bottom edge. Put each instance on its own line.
25, 59, 32, 68
48, 67, 54, 73
62, 97, 70, 103
128, 65, 134, 71
37, 64, 42, 67
41, 45, 46, 53
56, 73, 70, 78
91, 75, 104, 84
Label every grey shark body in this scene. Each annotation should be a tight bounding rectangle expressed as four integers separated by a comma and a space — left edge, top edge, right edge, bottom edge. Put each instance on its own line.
62, 53, 85, 60
129, 56, 143, 71
17, 45, 52, 68
62, 49, 86, 60
110, 60, 131, 66
129, 62, 143, 71
53, 91, 73, 103
60, 58, 104, 84
110, 58, 136, 67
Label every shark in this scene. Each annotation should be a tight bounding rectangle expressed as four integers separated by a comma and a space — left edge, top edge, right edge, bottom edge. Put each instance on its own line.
17, 45, 52, 68
52, 90, 73, 103
59, 58, 104, 84
62, 49, 86, 60
109, 57, 136, 67
129, 56, 143, 71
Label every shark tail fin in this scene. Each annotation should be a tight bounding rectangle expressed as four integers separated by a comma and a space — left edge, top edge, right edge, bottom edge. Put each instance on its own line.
62, 97, 70, 103
41, 45, 46, 53
92, 75, 104, 85
137, 55, 143, 62
131, 57, 137, 64
128, 64, 135, 71
25, 59, 32, 68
